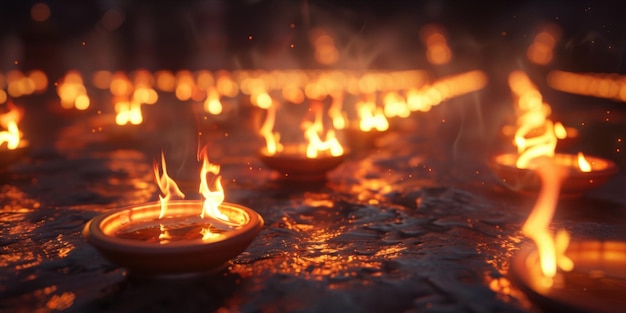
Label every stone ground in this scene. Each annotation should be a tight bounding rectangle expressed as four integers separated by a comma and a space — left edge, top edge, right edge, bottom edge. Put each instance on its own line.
0, 91, 625, 313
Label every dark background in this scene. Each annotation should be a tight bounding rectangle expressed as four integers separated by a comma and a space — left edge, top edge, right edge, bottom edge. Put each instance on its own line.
1, 0, 626, 74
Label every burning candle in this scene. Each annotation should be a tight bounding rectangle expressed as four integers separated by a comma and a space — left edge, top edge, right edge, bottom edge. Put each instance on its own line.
83, 151, 263, 275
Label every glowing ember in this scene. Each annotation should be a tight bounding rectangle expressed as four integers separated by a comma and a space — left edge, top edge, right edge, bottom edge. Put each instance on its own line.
328, 91, 346, 129
0, 102, 23, 150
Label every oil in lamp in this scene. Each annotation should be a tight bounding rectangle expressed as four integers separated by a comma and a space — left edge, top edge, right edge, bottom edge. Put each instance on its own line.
83, 150, 263, 276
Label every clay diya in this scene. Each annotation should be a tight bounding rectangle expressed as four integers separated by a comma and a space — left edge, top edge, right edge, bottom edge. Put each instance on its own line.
510, 240, 626, 313
83, 200, 263, 276
0, 140, 29, 167
490, 153, 618, 197
258, 145, 346, 182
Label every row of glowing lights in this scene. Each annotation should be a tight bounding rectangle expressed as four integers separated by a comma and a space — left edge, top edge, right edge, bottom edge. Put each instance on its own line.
147, 69, 600, 274
0, 67, 616, 284
0, 68, 487, 157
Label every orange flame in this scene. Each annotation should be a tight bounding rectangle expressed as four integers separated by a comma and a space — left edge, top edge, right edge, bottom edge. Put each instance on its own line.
114, 98, 143, 126
357, 100, 389, 132
57, 71, 90, 110
521, 160, 573, 284
259, 98, 283, 155
577, 152, 591, 172
204, 87, 223, 115
302, 102, 344, 158
508, 71, 561, 168
197, 148, 227, 221
328, 91, 346, 130
0, 102, 23, 150
153, 152, 185, 219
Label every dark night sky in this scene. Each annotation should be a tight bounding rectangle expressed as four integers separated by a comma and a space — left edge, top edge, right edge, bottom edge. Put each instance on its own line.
1, 0, 626, 73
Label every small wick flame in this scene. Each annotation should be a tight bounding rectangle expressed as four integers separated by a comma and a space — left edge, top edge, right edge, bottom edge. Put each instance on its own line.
0, 102, 24, 150
509, 71, 561, 169
577, 152, 592, 172
259, 99, 283, 155
303, 101, 344, 158
153, 151, 185, 219
198, 147, 227, 222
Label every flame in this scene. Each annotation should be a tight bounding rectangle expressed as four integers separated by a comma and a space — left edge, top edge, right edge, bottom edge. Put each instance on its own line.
152, 149, 242, 241
153, 152, 185, 219
57, 71, 89, 110
508, 71, 562, 169
511, 71, 575, 285
358, 100, 389, 132
577, 152, 592, 172
204, 87, 222, 115
259, 98, 283, 155
521, 160, 573, 285
383, 91, 410, 118
0, 102, 23, 150
328, 91, 346, 129
114, 99, 143, 125
302, 102, 344, 158
198, 148, 227, 222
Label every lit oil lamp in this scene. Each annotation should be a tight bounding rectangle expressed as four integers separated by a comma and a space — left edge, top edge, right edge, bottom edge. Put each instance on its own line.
491, 71, 618, 196
491, 152, 618, 197
509, 156, 625, 313
83, 150, 263, 276
0, 102, 28, 166
257, 100, 346, 182
511, 240, 626, 313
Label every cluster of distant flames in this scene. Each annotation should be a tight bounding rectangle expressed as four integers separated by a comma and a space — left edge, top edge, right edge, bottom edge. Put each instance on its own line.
0, 24, 617, 276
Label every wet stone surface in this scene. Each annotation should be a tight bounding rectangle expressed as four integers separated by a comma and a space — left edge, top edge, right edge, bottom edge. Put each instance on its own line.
0, 102, 625, 313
